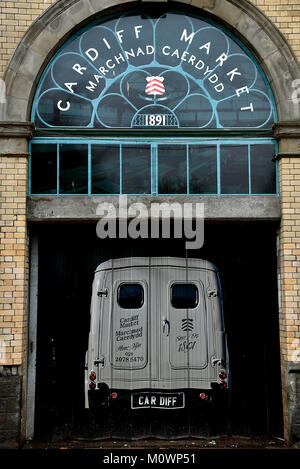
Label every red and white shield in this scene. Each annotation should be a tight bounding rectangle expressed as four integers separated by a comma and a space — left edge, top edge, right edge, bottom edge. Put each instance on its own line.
145, 76, 165, 96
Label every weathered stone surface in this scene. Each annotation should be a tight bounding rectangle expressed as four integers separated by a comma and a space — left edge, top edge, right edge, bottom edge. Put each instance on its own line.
251, 28, 278, 59
0, 375, 21, 449
88, 0, 134, 9
0, 122, 35, 138
235, 12, 261, 42
27, 195, 281, 221
0, 121, 34, 153
204, 0, 242, 27
25, 25, 63, 59
0, 398, 18, 414
0, 431, 19, 448
5, 96, 29, 121
287, 364, 300, 442
190, 0, 215, 9
263, 49, 297, 86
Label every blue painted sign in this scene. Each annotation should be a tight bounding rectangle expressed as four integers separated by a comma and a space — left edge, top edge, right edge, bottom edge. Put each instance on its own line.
32, 11, 275, 129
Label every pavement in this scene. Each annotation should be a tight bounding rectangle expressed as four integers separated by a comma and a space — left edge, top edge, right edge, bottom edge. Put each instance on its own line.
22, 436, 291, 450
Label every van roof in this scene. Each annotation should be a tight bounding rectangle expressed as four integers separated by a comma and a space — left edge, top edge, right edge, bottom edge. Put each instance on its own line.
95, 257, 218, 273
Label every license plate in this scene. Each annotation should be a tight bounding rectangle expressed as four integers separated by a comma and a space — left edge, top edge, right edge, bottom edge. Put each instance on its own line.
131, 392, 185, 409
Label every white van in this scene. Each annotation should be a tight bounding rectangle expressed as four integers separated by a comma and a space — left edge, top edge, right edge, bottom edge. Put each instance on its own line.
85, 257, 229, 411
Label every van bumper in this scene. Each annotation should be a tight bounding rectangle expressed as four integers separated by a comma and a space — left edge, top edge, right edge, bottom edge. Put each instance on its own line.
88, 387, 228, 411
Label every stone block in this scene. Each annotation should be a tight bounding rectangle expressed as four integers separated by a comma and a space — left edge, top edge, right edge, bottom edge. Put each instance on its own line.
251, 28, 280, 60
0, 375, 21, 448
190, 0, 215, 9
204, 0, 242, 28
5, 96, 29, 122
0, 397, 18, 413
0, 430, 19, 449
235, 12, 260, 42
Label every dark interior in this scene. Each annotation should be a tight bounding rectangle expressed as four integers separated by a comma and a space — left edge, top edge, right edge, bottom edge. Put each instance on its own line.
32, 221, 283, 441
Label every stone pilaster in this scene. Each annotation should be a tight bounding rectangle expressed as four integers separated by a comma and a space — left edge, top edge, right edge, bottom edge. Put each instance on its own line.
0, 121, 34, 447
274, 122, 300, 442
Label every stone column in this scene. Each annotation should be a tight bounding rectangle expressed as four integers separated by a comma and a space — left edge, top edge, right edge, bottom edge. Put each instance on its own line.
0, 122, 34, 448
274, 122, 300, 443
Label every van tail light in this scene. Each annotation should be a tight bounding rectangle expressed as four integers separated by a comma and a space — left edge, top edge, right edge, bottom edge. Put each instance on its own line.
89, 381, 96, 390
111, 392, 118, 399
199, 393, 206, 400
218, 370, 227, 388
89, 370, 96, 390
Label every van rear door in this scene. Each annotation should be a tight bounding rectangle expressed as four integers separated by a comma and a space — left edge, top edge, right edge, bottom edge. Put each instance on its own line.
158, 265, 212, 387
98, 264, 155, 387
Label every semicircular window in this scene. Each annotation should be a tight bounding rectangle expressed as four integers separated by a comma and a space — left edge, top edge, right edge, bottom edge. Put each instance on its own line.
32, 11, 275, 129
29, 9, 277, 196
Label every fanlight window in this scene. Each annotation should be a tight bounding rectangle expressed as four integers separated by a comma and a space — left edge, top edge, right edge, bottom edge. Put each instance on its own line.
29, 10, 277, 196
32, 11, 275, 129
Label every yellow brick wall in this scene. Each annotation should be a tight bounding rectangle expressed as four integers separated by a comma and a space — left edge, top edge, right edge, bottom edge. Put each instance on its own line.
279, 157, 300, 364
0, 0, 300, 79
0, 1, 56, 77
0, 155, 28, 365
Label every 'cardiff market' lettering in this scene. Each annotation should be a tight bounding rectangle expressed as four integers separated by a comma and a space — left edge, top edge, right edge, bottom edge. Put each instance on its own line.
56, 24, 255, 116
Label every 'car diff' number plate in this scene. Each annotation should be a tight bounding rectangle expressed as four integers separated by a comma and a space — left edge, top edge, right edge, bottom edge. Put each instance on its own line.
131, 392, 185, 409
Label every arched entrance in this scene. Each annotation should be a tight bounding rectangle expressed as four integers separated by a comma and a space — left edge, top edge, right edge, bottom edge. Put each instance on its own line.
2, 0, 300, 443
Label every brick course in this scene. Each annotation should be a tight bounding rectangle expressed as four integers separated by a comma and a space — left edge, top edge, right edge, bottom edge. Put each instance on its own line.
279, 157, 300, 364
0, 155, 28, 366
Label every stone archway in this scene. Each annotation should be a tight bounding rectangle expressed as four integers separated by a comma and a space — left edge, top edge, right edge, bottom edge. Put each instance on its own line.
3, 0, 300, 123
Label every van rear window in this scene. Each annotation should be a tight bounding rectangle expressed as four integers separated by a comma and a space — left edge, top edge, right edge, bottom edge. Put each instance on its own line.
171, 284, 198, 309
118, 284, 144, 309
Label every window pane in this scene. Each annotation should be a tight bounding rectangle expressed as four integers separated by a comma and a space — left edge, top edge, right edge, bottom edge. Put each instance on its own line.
30, 144, 57, 194
59, 144, 88, 194
171, 284, 198, 309
251, 145, 276, 194
92, 145, 120, 194
37, 90, 93, 127
118, 284, 144, 309
189, 145, 217, 194
220, 145, 249, 194
96, 94, 136, 128
122, 145, 151, 194
174, 94, 214, 128
217, 90, 273, 128
158, 145, 186, 194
